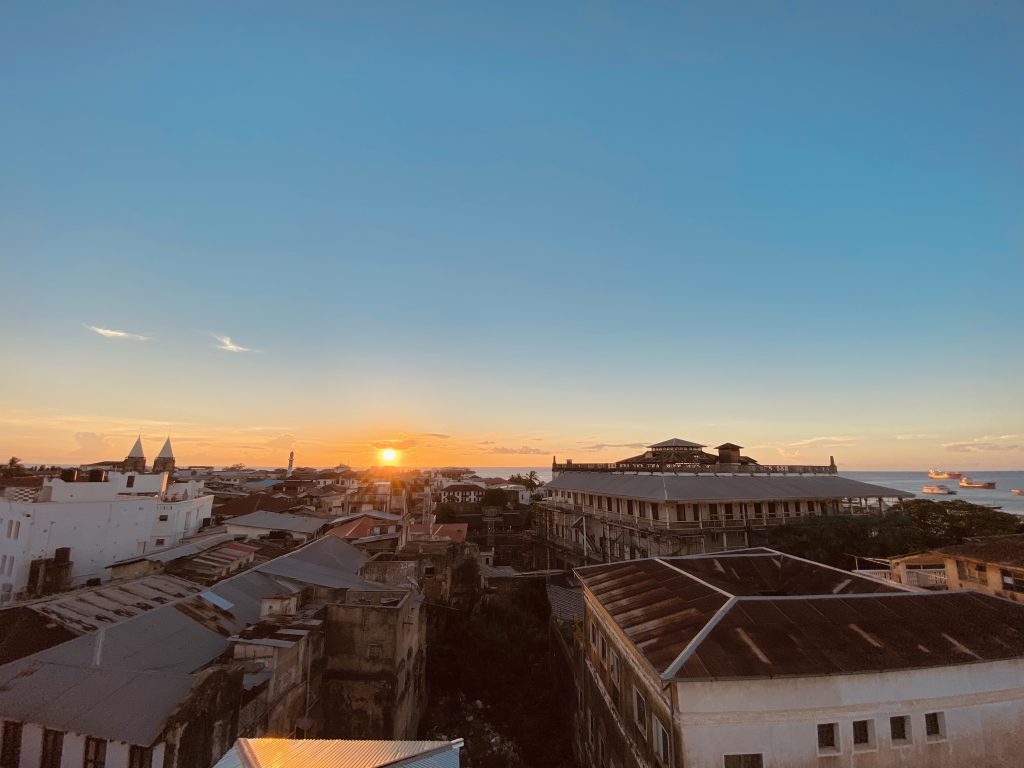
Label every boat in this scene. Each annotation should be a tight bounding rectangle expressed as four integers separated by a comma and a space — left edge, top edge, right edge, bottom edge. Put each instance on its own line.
928, 469, 963, 479
1012, 489, 1024, 496
922, 484, 956, 495
959, 476, 997, 489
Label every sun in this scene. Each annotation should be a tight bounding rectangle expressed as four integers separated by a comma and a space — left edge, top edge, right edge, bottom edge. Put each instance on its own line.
379, 448, 398, 464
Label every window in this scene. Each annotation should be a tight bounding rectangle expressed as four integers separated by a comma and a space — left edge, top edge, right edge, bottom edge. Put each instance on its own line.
654, 717, 671, 764
158, 514, 169, 522
367, 643, 382, 660
10, 522, 17, 540
3, 522, 10, 538
724, 756, 763, 768
4, 558, 10, 578
767, 502, 777, 518
651, 502, 659, 520
610, 652, 620, 685
128, 745, 153, 768
753, 502, 763, 516
852, 719, 875, 750
600, 635, 608, 665
956, 560, 985, 583
817, 722, 838, 753
126, 475, 135, 488
925, 711, 946, 741
633, 688, 647, 736
84, 737, 107, 768
1, 721, 22, 768
890, 715, 910, 745
154, 538, 165, 546
724, 503, 734, 520
626, 500, 634, 516
590, 621, 597, 647
1001, 569, 1024, 592
807, 501, 816, 513
708, 503, 719, 520
40, 729, 63, 768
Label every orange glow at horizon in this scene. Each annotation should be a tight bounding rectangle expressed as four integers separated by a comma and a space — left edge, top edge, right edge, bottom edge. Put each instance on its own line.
379, 448, 399, 464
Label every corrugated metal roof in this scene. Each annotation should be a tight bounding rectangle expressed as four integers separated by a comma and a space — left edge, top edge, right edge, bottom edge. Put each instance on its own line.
933, 534, 1024, 568
109, 533, 241, 566
547, 472, 912, 502
227, 510, 326, 534
0, 537, 397, 745
13, 575, 203, 634
223, 738, 463, 768
577, 553, 1024, 681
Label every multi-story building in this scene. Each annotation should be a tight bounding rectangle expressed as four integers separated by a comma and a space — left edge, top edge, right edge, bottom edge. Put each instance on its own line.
0, 469, 212, 599
0, 536, 427, 768
537, 438, 910, 565
930, 534, 1024, 602
575, 548, 1024, 768
440, 483, 485, 505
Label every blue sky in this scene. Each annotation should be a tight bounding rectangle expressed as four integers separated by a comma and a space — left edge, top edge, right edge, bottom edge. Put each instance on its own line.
1, 1, 1021, 468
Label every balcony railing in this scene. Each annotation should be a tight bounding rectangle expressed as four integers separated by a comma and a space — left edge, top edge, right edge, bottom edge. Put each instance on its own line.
552, 461, 837, 475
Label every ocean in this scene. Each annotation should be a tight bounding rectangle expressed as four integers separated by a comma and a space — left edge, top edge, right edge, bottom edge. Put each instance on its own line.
474, 467, 1024, 515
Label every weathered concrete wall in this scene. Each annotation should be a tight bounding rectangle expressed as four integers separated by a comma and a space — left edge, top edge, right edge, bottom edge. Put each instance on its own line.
322, 591, 426, 739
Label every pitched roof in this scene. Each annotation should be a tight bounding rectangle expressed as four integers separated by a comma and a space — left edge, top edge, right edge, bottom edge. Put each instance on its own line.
407, 523, 468, 543
157, 437, 174, 459
127, 436, 145, 458
715, 443, 743, 450
578, 552, 1024, 681
649, 438, 705, 449
215, 493, 300, 518
0, 537, 387, 745
933, 534, 1024, 569
547, 472, 912, 502
227, 511, 326, 536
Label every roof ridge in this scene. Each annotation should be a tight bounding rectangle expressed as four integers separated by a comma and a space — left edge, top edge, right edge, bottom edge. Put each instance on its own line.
660, 596, 738, 679
653, 558, 735, 598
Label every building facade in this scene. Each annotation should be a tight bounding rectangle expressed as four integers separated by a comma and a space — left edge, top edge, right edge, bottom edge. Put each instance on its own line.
537, 438, 910, 566
575, 550, 1024, 768
0, 471, 212, 599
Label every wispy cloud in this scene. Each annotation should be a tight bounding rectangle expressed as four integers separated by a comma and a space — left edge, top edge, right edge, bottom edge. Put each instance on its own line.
213, 334, 253, 353
85, 324, 149, 341
943, 434, 1021, 453
789, 435, 860, 447
578, 442, 647, 451
487, 445, 549, 455
895, 433, 938, 440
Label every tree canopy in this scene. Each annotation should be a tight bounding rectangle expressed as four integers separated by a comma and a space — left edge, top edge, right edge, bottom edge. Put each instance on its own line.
763, 499, 1024, 568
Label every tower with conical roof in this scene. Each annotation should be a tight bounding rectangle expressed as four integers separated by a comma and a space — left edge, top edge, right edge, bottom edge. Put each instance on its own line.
153, 437, 175, 475
123, 436, 146, 473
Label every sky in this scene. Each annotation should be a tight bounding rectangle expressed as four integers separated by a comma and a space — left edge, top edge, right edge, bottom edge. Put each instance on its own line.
0, 1, 1021, 470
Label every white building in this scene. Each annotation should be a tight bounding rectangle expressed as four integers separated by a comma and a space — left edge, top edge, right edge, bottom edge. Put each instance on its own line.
0, 470, 212, 600
575, 549, 1024, 768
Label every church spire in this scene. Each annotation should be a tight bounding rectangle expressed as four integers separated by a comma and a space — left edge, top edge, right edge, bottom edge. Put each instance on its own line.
153, 435, 176, 475
123, 436, 146, 473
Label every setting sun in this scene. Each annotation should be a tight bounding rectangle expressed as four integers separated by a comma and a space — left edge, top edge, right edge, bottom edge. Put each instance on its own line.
379, 448, 398, 464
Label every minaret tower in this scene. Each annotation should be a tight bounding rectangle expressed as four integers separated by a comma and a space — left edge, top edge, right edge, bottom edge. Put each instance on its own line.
153, 437, 176, 475
287, 450, 294, 477
123, 436, 146, 473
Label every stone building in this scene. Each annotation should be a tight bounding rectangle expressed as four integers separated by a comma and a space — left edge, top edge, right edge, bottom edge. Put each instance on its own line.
575, 549, 1024, 768
537, 438, 910, 566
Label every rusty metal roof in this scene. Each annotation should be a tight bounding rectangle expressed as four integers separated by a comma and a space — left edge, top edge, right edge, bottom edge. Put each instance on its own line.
577, 552, 1024, 681
548, 472, 911, 501
933, 534, 1024, 569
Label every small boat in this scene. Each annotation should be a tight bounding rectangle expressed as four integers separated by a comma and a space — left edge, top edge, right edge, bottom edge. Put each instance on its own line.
1012, 489, 1024, 496
922, 484, 957, 495
929, 469, 963, 479
960, 476, 997, 489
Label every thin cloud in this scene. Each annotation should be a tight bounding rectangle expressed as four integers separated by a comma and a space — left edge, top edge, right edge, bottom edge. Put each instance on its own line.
85, 324, 149, 341
789, 436, 860, 447
487, 446, 549, 455
578, 442, 647, 451
895, 433, 938, 440
213, 334, 253, 353
943, 434, 1020, 453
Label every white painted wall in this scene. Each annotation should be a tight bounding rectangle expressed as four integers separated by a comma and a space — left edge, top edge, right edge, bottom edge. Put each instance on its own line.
673, 660, 1024, 767
0, 489, 212, 596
